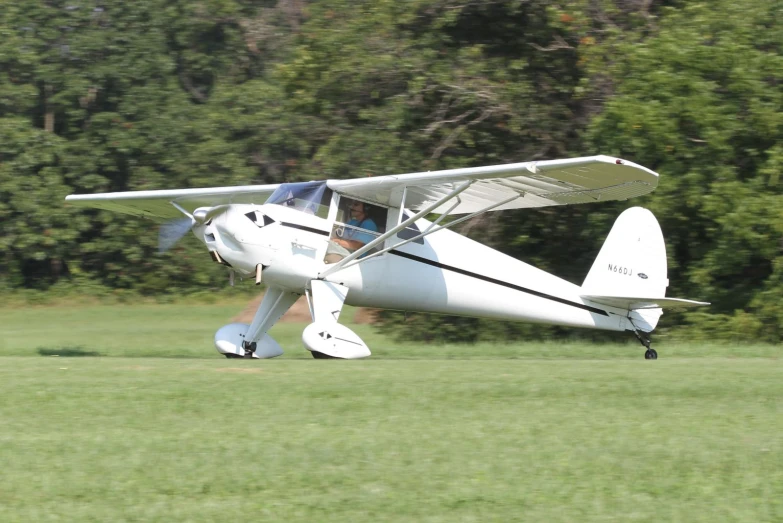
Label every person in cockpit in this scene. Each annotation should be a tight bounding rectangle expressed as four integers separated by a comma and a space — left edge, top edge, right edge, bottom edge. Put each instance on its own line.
324, 199, 378, 263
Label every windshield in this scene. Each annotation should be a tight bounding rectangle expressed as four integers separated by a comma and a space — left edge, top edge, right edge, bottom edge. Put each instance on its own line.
266, 182, 332, 218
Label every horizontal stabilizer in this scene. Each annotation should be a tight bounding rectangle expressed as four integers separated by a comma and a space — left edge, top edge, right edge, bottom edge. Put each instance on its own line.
581, 295, 710, 310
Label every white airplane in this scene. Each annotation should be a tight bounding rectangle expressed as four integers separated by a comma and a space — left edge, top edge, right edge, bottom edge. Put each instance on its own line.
66, 155, 708, 360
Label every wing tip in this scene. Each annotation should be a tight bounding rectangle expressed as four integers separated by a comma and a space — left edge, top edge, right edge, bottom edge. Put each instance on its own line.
602, 155, 660, 180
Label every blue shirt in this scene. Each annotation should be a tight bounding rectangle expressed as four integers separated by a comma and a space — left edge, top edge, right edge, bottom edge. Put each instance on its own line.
345, 217, 378, 247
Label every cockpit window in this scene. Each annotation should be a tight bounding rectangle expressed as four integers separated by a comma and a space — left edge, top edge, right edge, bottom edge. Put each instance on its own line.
266, 181, 332, 218
323, 198, 389, 264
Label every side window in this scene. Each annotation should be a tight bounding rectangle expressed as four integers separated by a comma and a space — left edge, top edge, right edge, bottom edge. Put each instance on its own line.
325, 198, 389, 264
335, 198, 388, 233
362, 202, 388, 234
397, 213, 424, 244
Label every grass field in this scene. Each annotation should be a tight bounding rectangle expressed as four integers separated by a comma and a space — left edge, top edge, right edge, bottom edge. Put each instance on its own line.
1, 302, 781, 521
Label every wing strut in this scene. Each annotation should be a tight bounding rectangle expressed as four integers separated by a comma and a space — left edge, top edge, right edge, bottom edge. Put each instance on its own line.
335, 193, 521, 271
319, 181, 473, 278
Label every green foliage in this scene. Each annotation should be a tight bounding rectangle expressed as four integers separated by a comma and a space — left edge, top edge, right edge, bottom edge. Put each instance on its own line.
1, 1, 780, 341
0, 1, 297, 292
586, 0, 783, 342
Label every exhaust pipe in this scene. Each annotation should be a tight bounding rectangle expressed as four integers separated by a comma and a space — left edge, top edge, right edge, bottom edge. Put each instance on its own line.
209, 250, 232, 267
210, 250, 224, 264
255, 264, 263, 285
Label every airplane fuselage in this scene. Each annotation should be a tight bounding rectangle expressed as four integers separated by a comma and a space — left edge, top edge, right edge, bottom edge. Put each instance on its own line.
196, 203, 632, 333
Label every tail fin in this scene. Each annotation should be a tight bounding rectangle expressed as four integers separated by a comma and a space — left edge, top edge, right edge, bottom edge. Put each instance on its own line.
582, 207, 668, 297
581, 207, 709, 331
582, 207, 668, 330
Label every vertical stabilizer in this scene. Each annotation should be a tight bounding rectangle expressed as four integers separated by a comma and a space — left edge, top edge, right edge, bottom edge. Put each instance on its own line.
582, 207, 668, 330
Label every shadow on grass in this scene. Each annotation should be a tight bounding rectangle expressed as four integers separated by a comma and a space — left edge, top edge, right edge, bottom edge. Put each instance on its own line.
37, 346, 103, 357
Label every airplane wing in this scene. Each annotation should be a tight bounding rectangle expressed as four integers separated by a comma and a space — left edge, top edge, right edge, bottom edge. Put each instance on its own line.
65, 155, 658, 218
65, 184, 280, 220
328, 155, 659, 214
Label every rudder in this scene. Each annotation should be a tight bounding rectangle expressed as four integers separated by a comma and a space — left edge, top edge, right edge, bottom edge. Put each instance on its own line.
582, 207, 668, 329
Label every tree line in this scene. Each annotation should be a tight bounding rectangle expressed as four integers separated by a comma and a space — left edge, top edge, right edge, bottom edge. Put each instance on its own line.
1, 0, 780, 342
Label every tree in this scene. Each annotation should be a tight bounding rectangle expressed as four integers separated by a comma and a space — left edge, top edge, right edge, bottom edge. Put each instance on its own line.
587, 0, 783, 341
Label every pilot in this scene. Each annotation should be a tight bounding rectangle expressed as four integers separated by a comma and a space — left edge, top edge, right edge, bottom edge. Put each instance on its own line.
324, 200, 379, 263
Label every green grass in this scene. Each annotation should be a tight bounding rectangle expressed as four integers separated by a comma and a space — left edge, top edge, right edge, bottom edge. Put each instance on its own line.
0, 303, 781, 521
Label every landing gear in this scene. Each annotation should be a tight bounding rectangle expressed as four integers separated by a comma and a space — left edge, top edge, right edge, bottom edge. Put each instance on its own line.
213, 288, 298, 359
302, 281, 371, 359
223, 340, 256, 358
242, 340, 257, 358
630, 320, 658, 360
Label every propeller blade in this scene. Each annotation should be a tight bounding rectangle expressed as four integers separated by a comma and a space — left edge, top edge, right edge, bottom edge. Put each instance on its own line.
158, 217, 196, 254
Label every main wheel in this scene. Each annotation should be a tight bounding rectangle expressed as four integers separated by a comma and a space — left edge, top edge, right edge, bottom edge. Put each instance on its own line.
311, 350, 337, 359
644, 348, 658, 360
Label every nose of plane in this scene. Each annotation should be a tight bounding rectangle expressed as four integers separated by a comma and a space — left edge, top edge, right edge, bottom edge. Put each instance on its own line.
198, 205, 279, 273
218, 206, 273, 245
243, 210, 275, 227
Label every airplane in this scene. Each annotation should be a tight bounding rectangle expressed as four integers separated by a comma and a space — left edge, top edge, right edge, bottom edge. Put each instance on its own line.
65, 155, 708, 360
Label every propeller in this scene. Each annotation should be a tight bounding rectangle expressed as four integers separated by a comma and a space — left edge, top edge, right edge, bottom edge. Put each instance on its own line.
158, 216, 196, 253
158, 205, 229, 254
